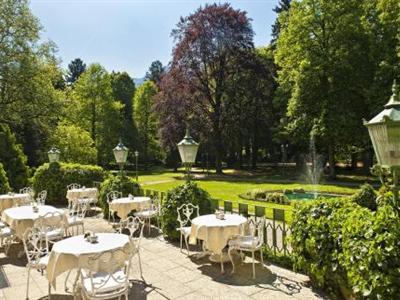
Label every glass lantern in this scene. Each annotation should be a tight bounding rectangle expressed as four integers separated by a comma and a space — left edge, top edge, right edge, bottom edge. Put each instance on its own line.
177, 129, 199, 164
48, 147, 61, 163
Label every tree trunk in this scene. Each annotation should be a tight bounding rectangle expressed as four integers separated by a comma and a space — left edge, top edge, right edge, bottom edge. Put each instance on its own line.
362, 150, 373, 175
351, 153, 358, 169
328, 144, 336, 179
295, 153, 304, 173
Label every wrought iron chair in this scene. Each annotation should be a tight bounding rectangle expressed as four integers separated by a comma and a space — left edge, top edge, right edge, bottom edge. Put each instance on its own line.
0, 225, 13, 255
118, 216, 145, 277
34, 211, 65, 244
80, 248, 132, 300
134, 196, 161, 235
107, 191, 122, 224
66, 202, 87, 236
228, 217, 265, 278
36, 190, 47, 205
67, 183, 81, 190
19, 186, 34, 202
23, 227, 51, 300
176, 203, 199, 256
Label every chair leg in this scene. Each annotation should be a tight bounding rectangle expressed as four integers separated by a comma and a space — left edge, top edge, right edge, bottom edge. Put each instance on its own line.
260, 248, 264, 267
252, 251, 256, 279
137, 249, 143, 277
180, 233, 183, 253
184, 235, 190, 256
228, 247, 235, 274
48, 283, 51, 299
148, 218, 151, 235
26, 267, 31, 300
220, 257, 224, 274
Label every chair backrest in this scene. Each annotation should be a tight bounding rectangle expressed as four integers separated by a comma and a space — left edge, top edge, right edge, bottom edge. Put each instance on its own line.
23, 227, 49, 267
177, 203, 199, 228
107, 191, 122, 204
20, 187, 34, 200
247, 217, 265, 245
150, 196, 161, 213
67, 183, 81, 190
119, 216, 144, 240
69, 202, 87, 219
34, 211, 65, 232
36, 190, 47, 205
85, 248, 131, 297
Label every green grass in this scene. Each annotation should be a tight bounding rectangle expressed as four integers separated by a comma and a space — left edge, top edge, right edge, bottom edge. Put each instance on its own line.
139, 169, 359, 223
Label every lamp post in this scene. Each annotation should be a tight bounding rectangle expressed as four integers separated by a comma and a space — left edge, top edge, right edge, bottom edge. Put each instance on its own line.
48, 147, 60, 164
177, 128, 199, 182
134, 150, 139, 182
364, 80, 400, 206
113, 141, 129, 175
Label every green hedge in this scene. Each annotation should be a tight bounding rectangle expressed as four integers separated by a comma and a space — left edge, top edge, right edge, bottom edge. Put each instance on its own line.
290, 191, 400, 299
0, 162, 10, 194
161, 181, 213, 240
32, 162, 104, 204
98, 174, 140, 217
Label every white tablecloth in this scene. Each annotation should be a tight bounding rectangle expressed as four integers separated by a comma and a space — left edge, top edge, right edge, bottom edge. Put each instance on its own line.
47, 233, 132, 287
0, 193, 31, 212
109, 197, 151, 219
1, 205, 64, 239
189, 214, 247, 254
66, 188, 98, 204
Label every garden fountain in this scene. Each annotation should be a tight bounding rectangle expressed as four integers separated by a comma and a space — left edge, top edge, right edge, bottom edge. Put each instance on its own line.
305, 132, 324, 198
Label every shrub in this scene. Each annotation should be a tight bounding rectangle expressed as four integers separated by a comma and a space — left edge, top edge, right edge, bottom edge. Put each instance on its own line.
0, 124, 29, 190
98, 174, 140, 217
0, 162, 11, 194
265, 192, 290, 204
161, 181, 213, 240
351, 184, 377, 210
32, 162, 104, 204
290, 194, 400, 299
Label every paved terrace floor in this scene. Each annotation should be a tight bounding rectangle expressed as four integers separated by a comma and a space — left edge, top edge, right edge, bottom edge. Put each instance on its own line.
0, 215, 326, 300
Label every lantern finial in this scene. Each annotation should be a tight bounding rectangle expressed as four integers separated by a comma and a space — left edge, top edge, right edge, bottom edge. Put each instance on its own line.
385, 79, 400, 109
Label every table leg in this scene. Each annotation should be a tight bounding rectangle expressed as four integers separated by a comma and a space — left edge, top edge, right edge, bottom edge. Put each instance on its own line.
72, 268, 81, 300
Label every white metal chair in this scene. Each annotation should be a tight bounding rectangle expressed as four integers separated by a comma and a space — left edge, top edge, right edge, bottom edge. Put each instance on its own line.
118, 216, 145, 277
67, 183, 81, 190
0, 225, 13, 255
176, 203, 199, 256
107, 191, 122, 224
20, 187, 34, 202
36, 190, 47, 205
134, 197, 161, 235
23, 227, 51, 300
66, 202, 87, 236
228, 217, 265, 278
34, 211, 65, 244
80, 248, 132, 300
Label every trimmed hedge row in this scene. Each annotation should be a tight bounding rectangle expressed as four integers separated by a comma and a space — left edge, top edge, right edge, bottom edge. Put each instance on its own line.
32, 162, 104, 204
290, 185, 400, 299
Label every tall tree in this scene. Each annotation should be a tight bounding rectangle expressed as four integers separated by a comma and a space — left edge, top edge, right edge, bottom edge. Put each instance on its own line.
110, 72, 140, 155
66, 58, 86, 86
70, 64, 123, 165
275, 0, 380, 178
145, 60, 165, 83
134, 81, 160, 168
271, 0, 292, 46
160, 3, 254, 174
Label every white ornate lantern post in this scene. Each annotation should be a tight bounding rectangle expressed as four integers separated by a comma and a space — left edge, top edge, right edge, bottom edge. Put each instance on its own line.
113, 141, 129, 175
48, 147, 60, 164
364, 80, 400, 205
134, 150, 139, 182
177, 128, 199, 181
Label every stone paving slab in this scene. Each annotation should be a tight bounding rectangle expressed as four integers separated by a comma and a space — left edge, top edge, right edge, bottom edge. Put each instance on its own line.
0, 215, 327, 300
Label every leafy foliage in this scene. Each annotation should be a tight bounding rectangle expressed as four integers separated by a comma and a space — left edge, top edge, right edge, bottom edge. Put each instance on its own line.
290, 190, 400, 299
351, 184, 377, 210
0, 124, 29, 190
32, 162, 104, 204
161, 182, 213, 240
98, 174, 140, 217
48, 123, 97, 164
0, 163, 11, 194
66, 58, 86, 86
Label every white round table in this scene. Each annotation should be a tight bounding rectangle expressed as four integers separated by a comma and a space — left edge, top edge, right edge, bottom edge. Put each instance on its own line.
66, 188, 98, 205
109, 197, 151, 219
0, 193, 31, 212
47, 233, 132, 289
1, 205, 63, 239
189, 214, 247, 257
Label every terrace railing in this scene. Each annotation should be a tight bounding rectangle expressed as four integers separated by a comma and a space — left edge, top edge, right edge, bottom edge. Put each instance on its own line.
137, 187, 292, 255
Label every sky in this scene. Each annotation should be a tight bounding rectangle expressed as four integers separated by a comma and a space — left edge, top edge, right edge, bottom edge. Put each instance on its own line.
30, 0, 278, 78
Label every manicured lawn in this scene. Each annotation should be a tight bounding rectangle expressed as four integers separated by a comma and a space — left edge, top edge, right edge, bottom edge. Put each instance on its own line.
138, 169, 360, 222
